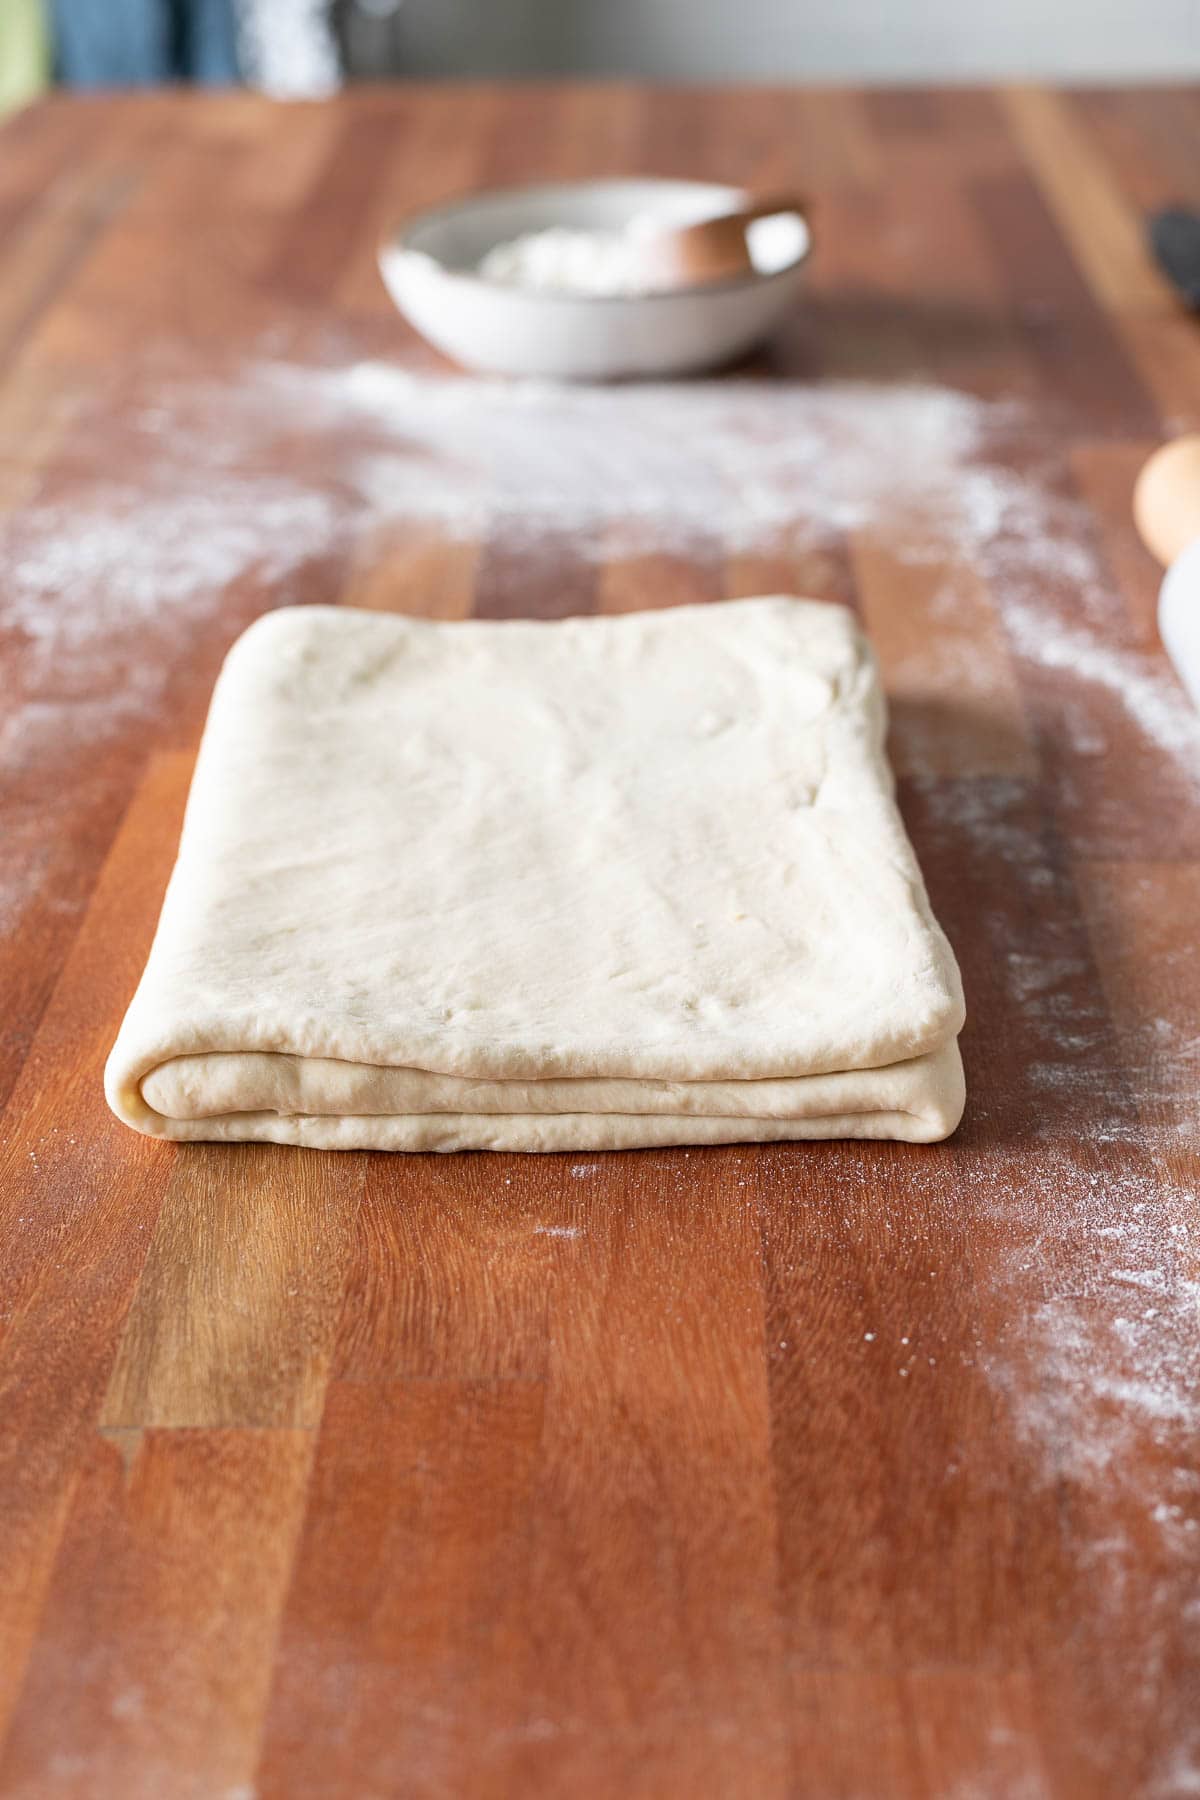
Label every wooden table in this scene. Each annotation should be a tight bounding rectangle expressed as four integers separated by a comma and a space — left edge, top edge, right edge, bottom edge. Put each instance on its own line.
2, 83, 1199, 1799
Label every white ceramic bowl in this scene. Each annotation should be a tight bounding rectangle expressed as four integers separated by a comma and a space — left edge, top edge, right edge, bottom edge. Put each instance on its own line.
378, 178, 812, 381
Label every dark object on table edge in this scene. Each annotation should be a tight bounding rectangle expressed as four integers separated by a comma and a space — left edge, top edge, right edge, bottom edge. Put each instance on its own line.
1150, 208, 1200, 312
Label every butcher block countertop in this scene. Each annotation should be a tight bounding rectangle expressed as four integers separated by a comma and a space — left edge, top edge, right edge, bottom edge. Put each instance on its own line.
2, 83, 1200, 1799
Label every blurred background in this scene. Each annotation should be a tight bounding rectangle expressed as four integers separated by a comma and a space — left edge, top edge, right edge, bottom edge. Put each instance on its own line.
3, 0, 1199, 113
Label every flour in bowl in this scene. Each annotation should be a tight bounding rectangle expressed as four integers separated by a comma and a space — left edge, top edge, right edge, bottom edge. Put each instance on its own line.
476, 217, 664, 296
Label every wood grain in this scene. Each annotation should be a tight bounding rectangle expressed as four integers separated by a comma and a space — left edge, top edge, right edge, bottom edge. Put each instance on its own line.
101, 1142, 363, 1430
1, 83, 1199, 1799
0, 1428, 313, 1799
258, 1380, 546, 1800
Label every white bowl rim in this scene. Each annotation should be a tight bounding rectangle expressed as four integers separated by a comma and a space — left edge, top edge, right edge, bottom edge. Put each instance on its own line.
380, 176, 814, 305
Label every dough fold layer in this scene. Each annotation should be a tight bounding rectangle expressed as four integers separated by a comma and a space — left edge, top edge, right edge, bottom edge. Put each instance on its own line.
106, 598, 967, 1151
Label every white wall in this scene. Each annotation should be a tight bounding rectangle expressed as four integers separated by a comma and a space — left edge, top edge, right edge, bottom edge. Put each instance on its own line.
569, 0, 1200, 82
357, 0, 1200, 81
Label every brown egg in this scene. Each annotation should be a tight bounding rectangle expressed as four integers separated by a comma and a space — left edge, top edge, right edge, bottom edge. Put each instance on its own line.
1133, 435, 1200, 567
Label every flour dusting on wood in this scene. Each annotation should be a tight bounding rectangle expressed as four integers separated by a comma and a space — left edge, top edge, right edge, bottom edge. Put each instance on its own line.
8, 358, 1200, 759
2, 359, 1198, 1725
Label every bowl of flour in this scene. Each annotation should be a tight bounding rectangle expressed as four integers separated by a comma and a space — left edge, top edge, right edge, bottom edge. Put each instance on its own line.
378, 179, 811, 380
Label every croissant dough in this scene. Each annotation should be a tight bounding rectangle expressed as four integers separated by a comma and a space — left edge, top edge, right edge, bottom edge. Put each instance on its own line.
105, 598, 965, 1150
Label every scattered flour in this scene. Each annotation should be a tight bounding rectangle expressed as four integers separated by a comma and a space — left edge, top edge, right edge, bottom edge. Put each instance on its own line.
7, 480, 337, 617
10, 356, 1196, 786
1004, 593, 1200, 770
295, 361, 1018, 554
3, 364, 1199, 1693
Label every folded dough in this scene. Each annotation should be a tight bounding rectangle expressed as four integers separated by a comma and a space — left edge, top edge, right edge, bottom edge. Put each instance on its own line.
106, 598, 965, 1150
